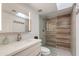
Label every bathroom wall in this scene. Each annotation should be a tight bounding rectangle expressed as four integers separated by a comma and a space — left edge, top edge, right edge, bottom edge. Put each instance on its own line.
46, 14, 71, 48
0, 4, 39, 44
56, 14, 71, 48
71, 4, 76, 56
46, 17, 57, 47
71, 3, 79, 56
75, 4, 79, 56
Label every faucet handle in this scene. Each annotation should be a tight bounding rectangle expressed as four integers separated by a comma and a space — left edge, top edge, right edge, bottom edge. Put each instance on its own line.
17, 32, 22, 41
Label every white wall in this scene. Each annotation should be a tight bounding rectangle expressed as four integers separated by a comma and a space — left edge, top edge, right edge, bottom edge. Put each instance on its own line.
0, 4, 39, 44
76, 12, 79, 56
71, 4, 76, 56
71, 3, 79, 56
76, 4, 79, 56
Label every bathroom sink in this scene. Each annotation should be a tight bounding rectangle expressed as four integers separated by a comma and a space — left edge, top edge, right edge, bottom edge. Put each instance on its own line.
0, 39, 41, 56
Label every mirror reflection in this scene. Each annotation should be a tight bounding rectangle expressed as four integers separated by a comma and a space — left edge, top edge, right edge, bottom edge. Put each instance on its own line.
1, 3, 30, 33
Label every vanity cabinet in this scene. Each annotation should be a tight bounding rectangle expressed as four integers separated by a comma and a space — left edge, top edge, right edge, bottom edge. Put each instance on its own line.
13, 43, 41, 56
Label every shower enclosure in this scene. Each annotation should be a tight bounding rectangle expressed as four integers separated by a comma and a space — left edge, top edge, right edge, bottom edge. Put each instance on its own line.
39, 3, 72, 56
45, 14, 71, 49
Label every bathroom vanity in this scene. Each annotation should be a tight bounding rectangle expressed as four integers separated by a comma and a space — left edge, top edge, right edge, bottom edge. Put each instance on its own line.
0, 4, 41, 56
0, 39, 41, 56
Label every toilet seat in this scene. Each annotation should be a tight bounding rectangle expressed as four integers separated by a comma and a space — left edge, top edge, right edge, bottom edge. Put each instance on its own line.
41, 47, 51, 56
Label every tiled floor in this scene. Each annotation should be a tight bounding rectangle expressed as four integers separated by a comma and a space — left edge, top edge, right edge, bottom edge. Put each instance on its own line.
45, 45, 72, 56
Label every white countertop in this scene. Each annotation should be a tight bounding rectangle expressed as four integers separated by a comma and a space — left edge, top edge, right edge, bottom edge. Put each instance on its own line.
0, 39, 41, 56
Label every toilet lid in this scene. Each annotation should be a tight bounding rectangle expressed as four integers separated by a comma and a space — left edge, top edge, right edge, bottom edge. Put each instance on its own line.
41, 47, 51, 55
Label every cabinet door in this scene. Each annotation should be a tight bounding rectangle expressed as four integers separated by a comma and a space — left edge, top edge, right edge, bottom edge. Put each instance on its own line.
13, 43, 41, 56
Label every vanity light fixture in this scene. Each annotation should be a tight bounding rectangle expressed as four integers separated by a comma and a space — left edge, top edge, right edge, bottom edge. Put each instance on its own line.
16, 12, 29, 19
29, 11, 31, 32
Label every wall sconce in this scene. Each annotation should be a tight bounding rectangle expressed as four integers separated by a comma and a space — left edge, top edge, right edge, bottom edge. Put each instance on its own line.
29, 12, 31, 32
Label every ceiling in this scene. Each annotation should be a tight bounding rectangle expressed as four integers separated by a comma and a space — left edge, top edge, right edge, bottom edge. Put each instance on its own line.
28, 3, 57, 15
27, 3, 73, 18
2, 3, 30, 16
57, 3, 73, 10
3, 3, 73, 18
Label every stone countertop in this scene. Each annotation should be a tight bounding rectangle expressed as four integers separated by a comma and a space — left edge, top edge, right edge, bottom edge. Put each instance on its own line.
0, 39, 41, 56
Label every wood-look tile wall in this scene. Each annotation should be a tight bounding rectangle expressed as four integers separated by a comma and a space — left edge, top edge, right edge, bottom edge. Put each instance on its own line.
46, 14, 71, 48
46, 17, 57, 47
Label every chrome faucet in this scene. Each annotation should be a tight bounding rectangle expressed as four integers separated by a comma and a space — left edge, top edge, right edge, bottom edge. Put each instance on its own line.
17, 32, 22, 41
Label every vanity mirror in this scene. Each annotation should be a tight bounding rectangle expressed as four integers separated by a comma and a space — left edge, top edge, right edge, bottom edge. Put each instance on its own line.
1, 3, 31, 33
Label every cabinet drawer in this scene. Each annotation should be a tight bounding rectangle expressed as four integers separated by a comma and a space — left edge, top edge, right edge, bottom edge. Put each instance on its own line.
13, 43, 41, 56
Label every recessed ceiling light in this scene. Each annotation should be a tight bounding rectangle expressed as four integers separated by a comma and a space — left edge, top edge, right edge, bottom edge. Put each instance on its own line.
38, 9, 42, 12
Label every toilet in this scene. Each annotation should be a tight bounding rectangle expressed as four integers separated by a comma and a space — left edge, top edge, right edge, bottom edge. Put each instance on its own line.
34, 37, 51, 56
41, 46, 51, 56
